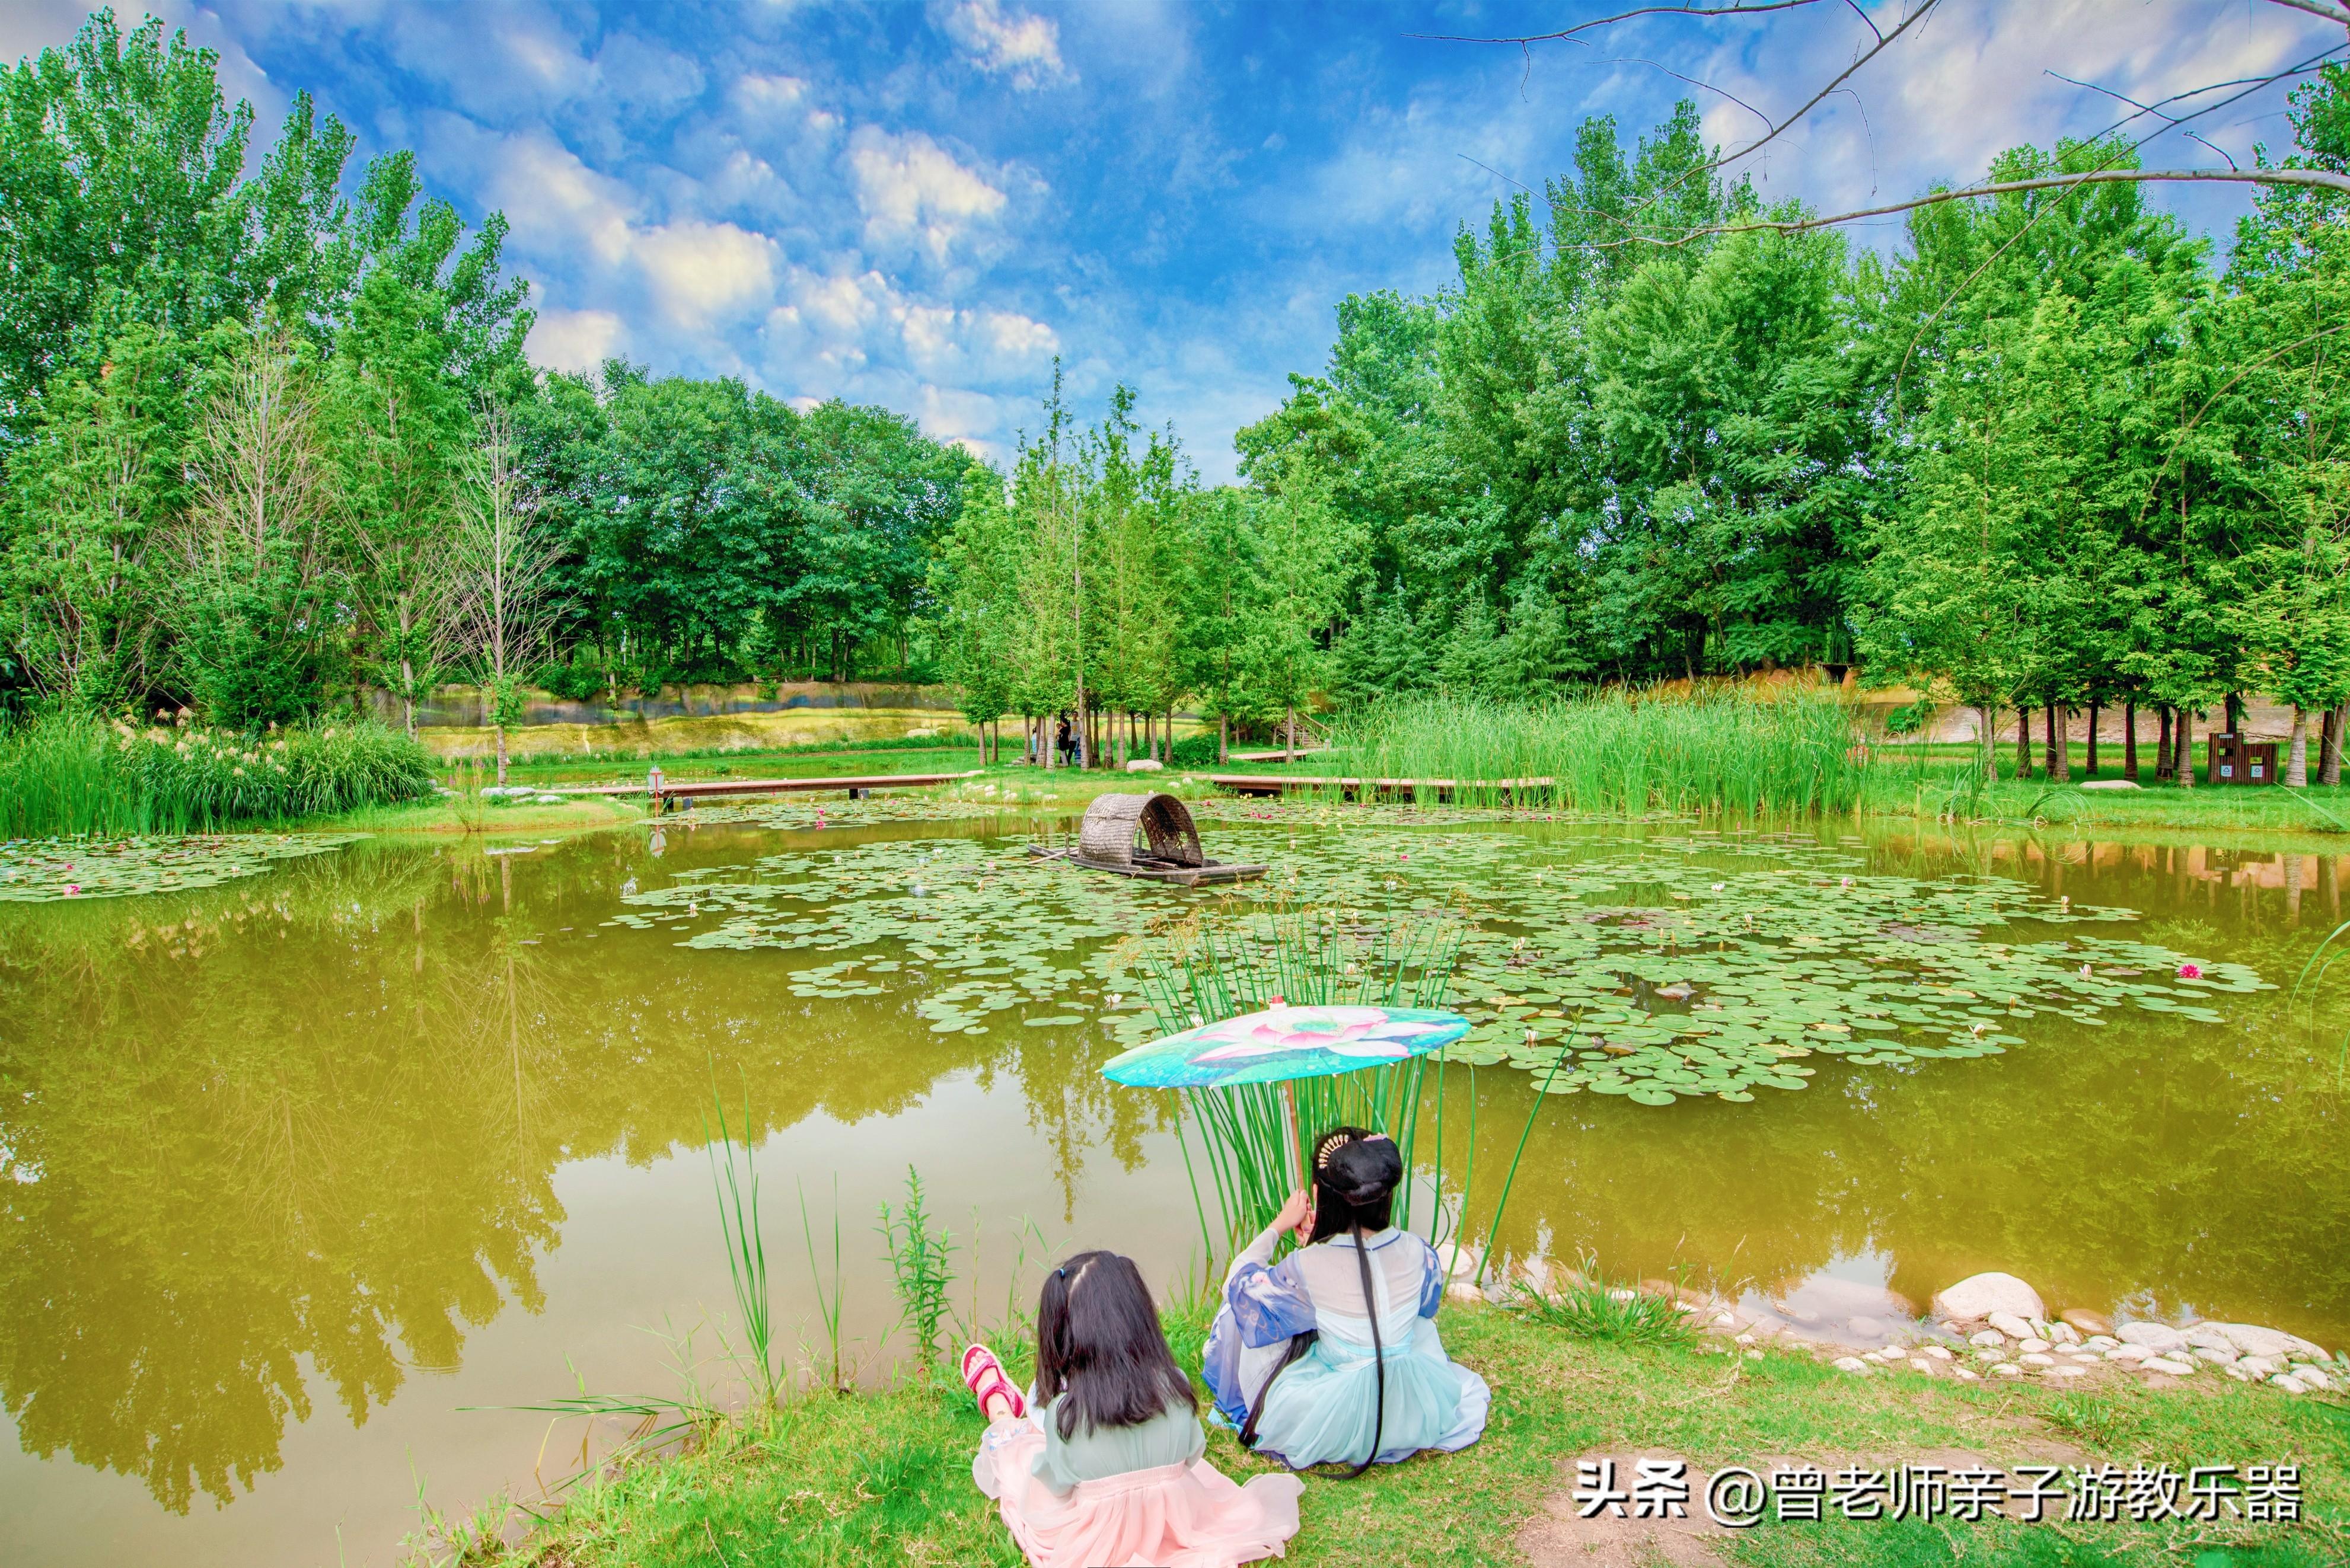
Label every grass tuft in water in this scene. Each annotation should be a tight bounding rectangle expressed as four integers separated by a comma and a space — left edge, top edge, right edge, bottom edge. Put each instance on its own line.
1511, 1252, 1695, 1347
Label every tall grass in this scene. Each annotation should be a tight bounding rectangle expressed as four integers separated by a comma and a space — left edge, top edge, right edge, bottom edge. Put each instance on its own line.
0, 712, 436, 838
1124, 908, 1465, 1251
1323, 689, 1864, 816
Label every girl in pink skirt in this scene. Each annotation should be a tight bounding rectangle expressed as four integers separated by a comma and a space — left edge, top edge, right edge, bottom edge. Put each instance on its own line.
962, 1250, 1304, 1568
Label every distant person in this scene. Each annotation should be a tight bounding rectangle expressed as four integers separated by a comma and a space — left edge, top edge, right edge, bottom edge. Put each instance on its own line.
1201, 1128, 1489, 1473
963, 1250, 1302, 1568
1056, 716, 1073, 766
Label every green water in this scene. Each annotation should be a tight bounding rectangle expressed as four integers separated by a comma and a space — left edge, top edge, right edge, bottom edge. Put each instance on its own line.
0, 807, 2343, 1566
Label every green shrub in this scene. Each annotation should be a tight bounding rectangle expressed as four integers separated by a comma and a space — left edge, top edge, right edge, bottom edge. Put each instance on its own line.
1170, 732, 1222, 767
0, 713, 436, 838
535, 655, 610, 704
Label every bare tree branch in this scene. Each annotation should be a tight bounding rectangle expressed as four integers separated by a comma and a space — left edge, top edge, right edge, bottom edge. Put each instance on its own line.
1407, 0, 1820, 48
2266, 0, 2350, 30
2049, 71, 2245, 167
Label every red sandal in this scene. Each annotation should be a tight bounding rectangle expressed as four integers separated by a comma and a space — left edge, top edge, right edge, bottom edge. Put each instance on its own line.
961, 1343, 1026, 1419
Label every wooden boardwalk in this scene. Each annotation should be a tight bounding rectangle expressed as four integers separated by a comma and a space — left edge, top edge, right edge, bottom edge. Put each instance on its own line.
556, 770, 981, 811
1210, 773, 1554, 803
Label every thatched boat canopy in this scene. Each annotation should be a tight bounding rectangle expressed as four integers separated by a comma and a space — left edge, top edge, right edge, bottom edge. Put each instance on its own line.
1031, 792, 1266, 885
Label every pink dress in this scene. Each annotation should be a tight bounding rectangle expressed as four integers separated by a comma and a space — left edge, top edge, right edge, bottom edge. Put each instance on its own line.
972, 1407, 1304, 1568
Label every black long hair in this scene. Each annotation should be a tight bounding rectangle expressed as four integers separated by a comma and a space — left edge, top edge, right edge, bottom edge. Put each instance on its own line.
1033, 1250, 1197, 1440
1308, 1125, 1402, 1244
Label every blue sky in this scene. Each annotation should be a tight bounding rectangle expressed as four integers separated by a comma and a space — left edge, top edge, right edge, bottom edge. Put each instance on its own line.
2, 2, 2337, 479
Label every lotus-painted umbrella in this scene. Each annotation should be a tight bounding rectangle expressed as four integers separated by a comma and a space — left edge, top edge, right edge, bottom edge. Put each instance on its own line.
1101, 1004, 1470, 1090
1101, 1004, 1471, 1184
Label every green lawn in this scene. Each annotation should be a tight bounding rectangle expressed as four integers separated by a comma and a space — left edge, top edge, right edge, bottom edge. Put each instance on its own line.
486, 1304, 2346, 1568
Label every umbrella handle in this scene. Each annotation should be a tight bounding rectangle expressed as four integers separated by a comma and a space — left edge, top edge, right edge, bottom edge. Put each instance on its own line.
1281, 1080, 1305, 1195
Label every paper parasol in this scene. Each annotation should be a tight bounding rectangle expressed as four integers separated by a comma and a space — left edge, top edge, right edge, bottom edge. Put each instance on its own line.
1099, 1004, 1471, 1091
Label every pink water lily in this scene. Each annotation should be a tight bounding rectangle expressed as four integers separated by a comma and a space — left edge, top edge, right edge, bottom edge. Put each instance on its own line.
2178, 962, 2202, 979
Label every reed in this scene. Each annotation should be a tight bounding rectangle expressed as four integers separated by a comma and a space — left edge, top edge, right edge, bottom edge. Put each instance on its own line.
0, 712, 435, 837
798, 1177, 849, 1395
705, 1082, 784, 1409
1321, 689, 1864, 816
1125, 907, 1464, 1251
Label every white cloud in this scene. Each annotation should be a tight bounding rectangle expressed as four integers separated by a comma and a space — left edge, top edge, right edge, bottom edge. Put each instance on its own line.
845, 127, 1011, 261
526, 309, 627, 374
633, 221, 780, 327
491, 135, 636, 265
731, 71, 808, 117
939, 0, 1072, 90
594, 31, 706, 113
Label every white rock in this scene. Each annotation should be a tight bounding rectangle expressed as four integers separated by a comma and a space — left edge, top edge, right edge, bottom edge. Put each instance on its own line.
1830, 1355, 1870, 1373
2118, 1322, 2188, 1355
1446, 1281, 1485, 1305
2185, 1326, 2239, 1357
1969, 1330, 2008, 1349
2297, 1367, 2336, 1392
2067, 1352, 2102, 1364
2272, 1374, 2307, 1394
2050, 1365, 2087, 1378
2028, 1317, 2054, 1339
1711, 1312, 1738, 1329
2083, 1335, 2119, 1352
1909, 1358, 1936, 1375
1988, 1311, 2036, 1340
2106, 1342, 2151, 1360
2049, 1323, 2081, 1346
2192, 1346, 2237, 1366
1923, 1345, 1954, 1361
2080, 779, 2142, 790
1444, 1246, 1486, 1282
1734, 1333, 1756, 1346
2017, 1337, 2052, 1355
2239, 1355, 2281, 1378
1954, 1367, 1981, 1380
2198, 1323, 2328, 1362
2224, 1364, 2255, 1381
1990, 1362, 2023, 1377
1123, 758, 1164, 772
1934, 1273, 2045, 1323
2019, 1352, 2055, 1367
1745, 1349, 1764, 1360
2142, 1356, 2198, 1377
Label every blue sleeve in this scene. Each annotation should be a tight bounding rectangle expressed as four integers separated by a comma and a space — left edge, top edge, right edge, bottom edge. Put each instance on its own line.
1415, 1236, 1445, 1318
1225, 1254, 1318, 1349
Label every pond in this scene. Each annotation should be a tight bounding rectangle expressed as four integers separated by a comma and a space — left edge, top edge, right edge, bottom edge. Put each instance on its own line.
1, 803, 2344, 1567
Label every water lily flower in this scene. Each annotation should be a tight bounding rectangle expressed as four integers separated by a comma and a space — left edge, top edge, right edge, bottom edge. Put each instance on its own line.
1840, 876, 1854, 887
1711, 882, 1726, 891
1969, 1021, 1987, 1035
2080, 964, 2092, 979
63, 884, 79, 896
2178, 963, 2202, 979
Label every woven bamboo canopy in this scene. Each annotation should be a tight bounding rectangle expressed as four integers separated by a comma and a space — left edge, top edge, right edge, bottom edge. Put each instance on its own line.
1031, 792, 1264, 885
1079, 793, 1204, 868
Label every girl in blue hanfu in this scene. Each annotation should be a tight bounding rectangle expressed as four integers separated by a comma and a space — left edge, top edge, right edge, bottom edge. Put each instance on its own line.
1201, 1126, 1490, 1474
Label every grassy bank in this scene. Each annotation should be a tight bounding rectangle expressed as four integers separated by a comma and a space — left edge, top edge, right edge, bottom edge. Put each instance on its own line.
481, 1299, 2344, 1568
0, 713, 436, 838
1868, 748, 2350, 837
